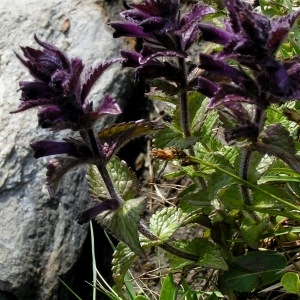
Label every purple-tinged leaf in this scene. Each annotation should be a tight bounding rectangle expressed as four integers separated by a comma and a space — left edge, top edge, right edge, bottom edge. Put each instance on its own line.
253, 123, 300, 174
222, 102, 250, 123
178, 4, 215, 50
81, 59, 122, 102
208, 84, 258, 109
181, 4, 215, 27
129, 0, 178, 18
139, 49, 185, 64
34, 35, 71, 71
224, 0, 252, 34
98, 120, 163, 162
94, 94, 122, 117
10, 98, 54, 113
64, 58, 84, 96
268, 10, 300, 53
46, 157, 92, 197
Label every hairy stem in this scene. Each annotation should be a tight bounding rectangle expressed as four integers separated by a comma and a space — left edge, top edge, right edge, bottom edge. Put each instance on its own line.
178, 56, 207, 189
240, 108, 266, 223
138, 222, 198, 261
82, 129, 124, 204
178, 56, 191, 138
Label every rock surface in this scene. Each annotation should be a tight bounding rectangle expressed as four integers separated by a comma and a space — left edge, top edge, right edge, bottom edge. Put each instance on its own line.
0, 0, 130, 299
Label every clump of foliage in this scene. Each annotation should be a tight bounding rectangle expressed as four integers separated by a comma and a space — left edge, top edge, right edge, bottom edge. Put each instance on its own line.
12, 0, 300, 299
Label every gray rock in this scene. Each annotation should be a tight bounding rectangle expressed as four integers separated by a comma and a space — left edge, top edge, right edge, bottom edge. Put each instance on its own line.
0, 0, 130, 299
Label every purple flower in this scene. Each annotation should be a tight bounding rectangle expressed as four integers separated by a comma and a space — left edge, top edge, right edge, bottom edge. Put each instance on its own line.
30, 139, 93, 159
76, 198, 120, 224
199, 0, 300, 62
11, 35, 122, 131
113, 0, 215, 51
121, 50, 184, 83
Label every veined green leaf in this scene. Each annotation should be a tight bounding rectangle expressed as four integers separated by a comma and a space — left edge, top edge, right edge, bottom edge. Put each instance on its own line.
154, 127, 199, 149
218, 185, 243, 209
254, 123, 300, 174
149, 207, 188, 242
252, 185, 297, 209
147, 79, 179, 96
112, 237, 160, 293
166, 238, 228, 270
222, 251, 286, 292
240, 217, 269, 249
188, 155, 300, 217
88, 157, 139, 201
112, 242, 138, 292
96, 197, 146, 256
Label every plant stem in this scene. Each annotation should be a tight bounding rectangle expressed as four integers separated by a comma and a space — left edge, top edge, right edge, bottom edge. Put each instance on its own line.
240, 108, 266, 222
178, 56, 191, 138
178, 56, 207, 189
138, 222, 198, 261
82, 129, 124, 204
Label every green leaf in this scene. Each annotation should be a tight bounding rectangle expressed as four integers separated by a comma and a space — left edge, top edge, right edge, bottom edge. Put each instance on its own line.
218, 185, 243, 209
112, 242, 139, 292
154, 127, 199, 149
88, 157, 139, 201
222, 251, 286, 292
149, 207, 188, 242
190, 94, 209, 134
167, 238, 228, 270
234, 151, 264, 183
147, 79, 179, 96
96, 197, 146, 256
112, 236, 159, 293
172, 91, 204, 132
159, 273, 176, 300
134, 296, 150, 300
108, 157, 140, 200
252, 184, 296, 209
281, 272, 300, 294
240, 217, 269, 249
254, 123, 300, 174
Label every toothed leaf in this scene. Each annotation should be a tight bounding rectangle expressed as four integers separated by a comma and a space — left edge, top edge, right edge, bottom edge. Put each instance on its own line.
98, 120, 163, 161
46, 157, 89, 197
112, 237, 159, 292
96, 196, 147, 256
81, 58, 121, 102
149, 207, 189, 241
154, 127, 199, 149
166, 238, 228, 270
87, 157, 139, 201
254, 123, 300, 173
222, 251, 286, 292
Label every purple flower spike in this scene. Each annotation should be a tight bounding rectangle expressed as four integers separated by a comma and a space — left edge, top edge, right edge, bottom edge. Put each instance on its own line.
12, 36, 122, 131
110, 0, 215, 54
200, 0, 300, 63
